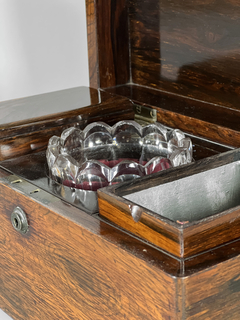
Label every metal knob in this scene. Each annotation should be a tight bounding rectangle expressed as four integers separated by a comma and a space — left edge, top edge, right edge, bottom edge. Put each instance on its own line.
129, 204, 143, 222
11, 207, 29, 234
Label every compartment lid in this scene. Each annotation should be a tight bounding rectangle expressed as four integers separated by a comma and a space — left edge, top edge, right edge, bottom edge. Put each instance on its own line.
0, 87, 100, 137
98, 148, 240, 258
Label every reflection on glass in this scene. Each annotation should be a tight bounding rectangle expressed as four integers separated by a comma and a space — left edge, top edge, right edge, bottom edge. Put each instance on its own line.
47, 120, 193, 192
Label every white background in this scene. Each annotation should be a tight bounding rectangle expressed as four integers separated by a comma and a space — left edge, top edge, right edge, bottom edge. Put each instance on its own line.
0, 0, 89, 102
0, 0, 89, 319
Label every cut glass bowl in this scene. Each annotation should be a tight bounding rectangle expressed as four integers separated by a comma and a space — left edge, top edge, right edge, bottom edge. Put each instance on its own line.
47, 120, 193, 195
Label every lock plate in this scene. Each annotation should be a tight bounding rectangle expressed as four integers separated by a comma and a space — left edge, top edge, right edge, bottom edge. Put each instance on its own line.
11, 206, 29, 234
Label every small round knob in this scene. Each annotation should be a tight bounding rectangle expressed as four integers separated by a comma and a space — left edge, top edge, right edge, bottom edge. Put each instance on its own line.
11, 207, 29, 234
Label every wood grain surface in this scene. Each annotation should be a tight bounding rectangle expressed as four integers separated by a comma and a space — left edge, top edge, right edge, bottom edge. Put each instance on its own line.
0, 169, 178, 320
98, 195, 182, 257
1, 169, 240, 318
0, 92, 135, 160
86, 0, 99, 88
105, 84, 240, 133
98, 189, 240, 258
98, 148, 240, 258
1, 0, 240, 317
129, 0, 240, 109
89, 0, 240, 112
183, 256, 240, 319
0, 84, 232, 163
88, 0, 240, 147
105, 84, 240, 148
87, 0, 130, 88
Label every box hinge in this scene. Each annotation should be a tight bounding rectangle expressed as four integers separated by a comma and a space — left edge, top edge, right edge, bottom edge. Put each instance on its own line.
134, 104, 157, 126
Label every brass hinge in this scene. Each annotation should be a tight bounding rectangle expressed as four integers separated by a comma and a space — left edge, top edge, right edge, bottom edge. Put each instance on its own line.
134, 104, 157, 126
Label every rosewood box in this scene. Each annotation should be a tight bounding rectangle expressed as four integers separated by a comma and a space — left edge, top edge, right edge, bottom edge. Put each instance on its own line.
1, 1, 240, 319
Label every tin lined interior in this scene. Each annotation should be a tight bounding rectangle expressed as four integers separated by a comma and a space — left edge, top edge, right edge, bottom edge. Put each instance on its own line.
124, 161, 240, 222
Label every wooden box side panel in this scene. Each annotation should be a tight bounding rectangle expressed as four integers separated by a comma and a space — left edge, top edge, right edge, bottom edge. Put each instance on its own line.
0, 177, 178, 320
98, 192, 182, 257
129, 0, 240, 109
86, 0, 99, 88
183, 256, 240, 319
98, 149, 240, 259
98, 190, 240, 259
86, 0, 130, 88
183, 207, 240, 257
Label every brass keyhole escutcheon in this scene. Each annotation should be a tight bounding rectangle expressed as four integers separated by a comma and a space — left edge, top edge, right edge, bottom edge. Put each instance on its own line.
11, 207, 29, 234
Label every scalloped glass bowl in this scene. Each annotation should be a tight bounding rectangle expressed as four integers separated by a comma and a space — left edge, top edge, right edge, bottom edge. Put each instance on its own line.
46, 121, 193, 194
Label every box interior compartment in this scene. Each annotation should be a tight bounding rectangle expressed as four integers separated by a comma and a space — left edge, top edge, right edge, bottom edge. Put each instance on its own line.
98, 148, 240, 258
124, 160, 240, 222
0, 87, 233, 215
0, 84, 236, 215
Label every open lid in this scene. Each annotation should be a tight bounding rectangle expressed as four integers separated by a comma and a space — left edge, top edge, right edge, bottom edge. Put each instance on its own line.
86, 0, 240, 146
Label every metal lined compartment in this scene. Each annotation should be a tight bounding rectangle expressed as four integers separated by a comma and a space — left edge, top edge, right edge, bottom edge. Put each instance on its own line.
124, 161, 240, 222
98, 149, 240, 258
